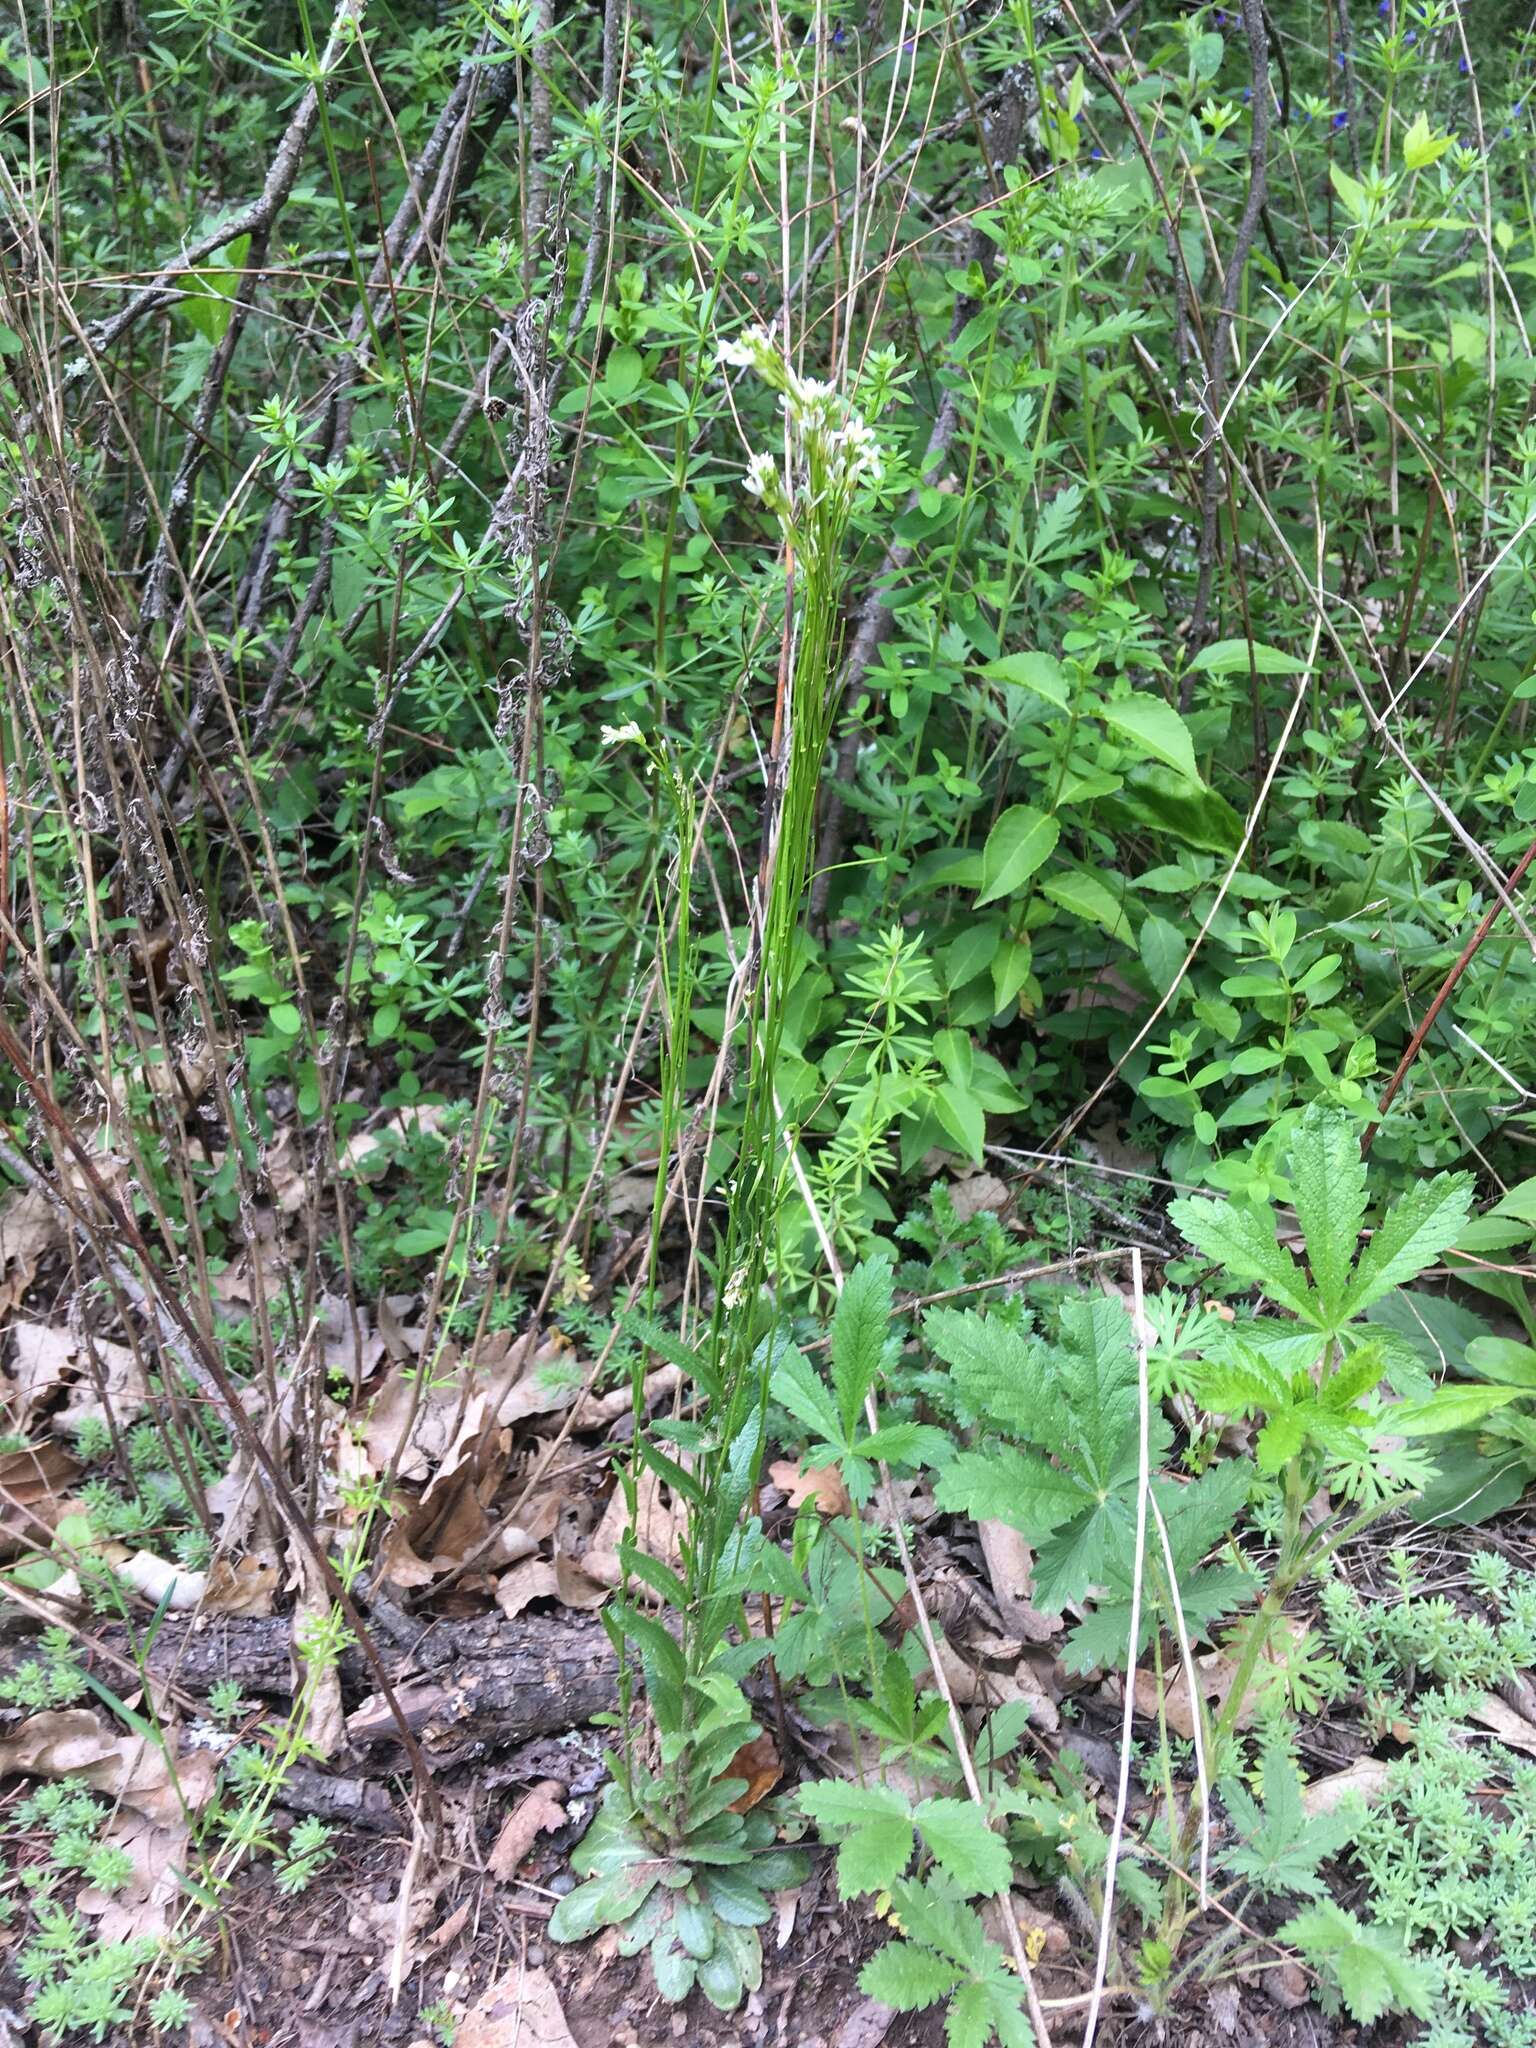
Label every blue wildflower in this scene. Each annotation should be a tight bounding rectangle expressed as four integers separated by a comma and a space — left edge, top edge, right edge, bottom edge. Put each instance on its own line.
1332, 109, 1348, 128
1459, 54, 1470, 72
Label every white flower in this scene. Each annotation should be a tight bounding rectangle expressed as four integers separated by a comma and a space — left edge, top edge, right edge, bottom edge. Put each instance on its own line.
718, 325, 780, 382
601, 720, 643, 745
743, 451, 778, 499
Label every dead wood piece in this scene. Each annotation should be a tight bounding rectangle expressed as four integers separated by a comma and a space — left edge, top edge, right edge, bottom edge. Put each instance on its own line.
125, 1610, 618, 1761
274, 1765, 402, 1833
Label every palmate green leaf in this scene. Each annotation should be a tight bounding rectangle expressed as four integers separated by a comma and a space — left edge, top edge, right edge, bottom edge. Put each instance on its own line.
975, 806, 1059, 907
913, 1798, 1013, 1897
1168, 1194, 1317, 1319
858, 1941, 962, 2011
1098, 692, 1203, 786
797, 1780, 915, 1897
934, 1446, 1090, 1536
1343, 1169, 1476, 1315
831, 1256, 894, 1438
1220, 1746, 1362, 1900
1278, 1904, 1435, 2024
1287, 1105, 1367, 1320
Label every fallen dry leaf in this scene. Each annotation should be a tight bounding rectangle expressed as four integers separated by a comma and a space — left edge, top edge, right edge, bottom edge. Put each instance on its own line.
56, 1335, 149, 1437
0, 1709, 215, 1825
291, 1553, 345, 1760
976, 1520, 1057, 1644
0, 1186, 60, 1320
948, 1174, 1011, 1222
204, 1551, 280, 1616
582, 1464, 687, 1589
1470, 1692, 1536, 1755
1133, 1653, 1250, 1738
486, 1780, 566, 1880
430, 1899, 472, 1949
456, 1965, 578, 2048
1300, 1754, 1393, 1816
571, 1362, 684, 1430
0, 1437, 79, 1556
493, 1552, 608, 1620
726, 1733, 781, 1812
7, 1323, 75, 1423
363, 1333, 579, 1483
77, 1809, 191, 1943
768, 1457, 849, 1516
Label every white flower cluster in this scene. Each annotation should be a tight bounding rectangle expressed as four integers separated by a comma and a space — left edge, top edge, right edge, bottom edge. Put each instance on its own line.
719, 326, 884, 535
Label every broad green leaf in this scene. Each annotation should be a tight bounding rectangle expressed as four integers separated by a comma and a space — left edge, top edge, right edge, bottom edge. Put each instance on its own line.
1041, 868, 1133, 944
980, 651, 1071, 708
1329, 162, 1371, 225
799, 1781, 915, 1896
975, 806, 1059, 906
1169, 1195, 1317, 1319
913, 1797, 1012, 1896
1343, 1170, 1476, 1314
1464, 1336, 1536, 1387
1287, 1105, 1367, 1320
1099, 693, 1202, 785
830, 1256, 893, 1437
1139, 912, 1188, 995
1491, 1175, 1536, 1224
1187, 637, 1307, 677
174, 233, 251, 344
1384, 1385, 1519, 1437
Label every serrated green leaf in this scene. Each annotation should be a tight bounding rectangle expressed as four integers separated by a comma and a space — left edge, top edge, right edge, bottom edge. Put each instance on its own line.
831, 1256, 893, 1437
1169, 1195, 1317, 1318
1279, 1904, 1434, 2023
858, 1940, 961, 2010
914, 1798, 1012, 1897
1288, 1105, 1367, 1320
975, 806, 1059, 906
1344, 1170, 1475, 1314
772, 1344, 844, 1448
1099, 692, 1202, 785
1255, 1407, 1308, 1474
934, 1445, 1089, 1535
